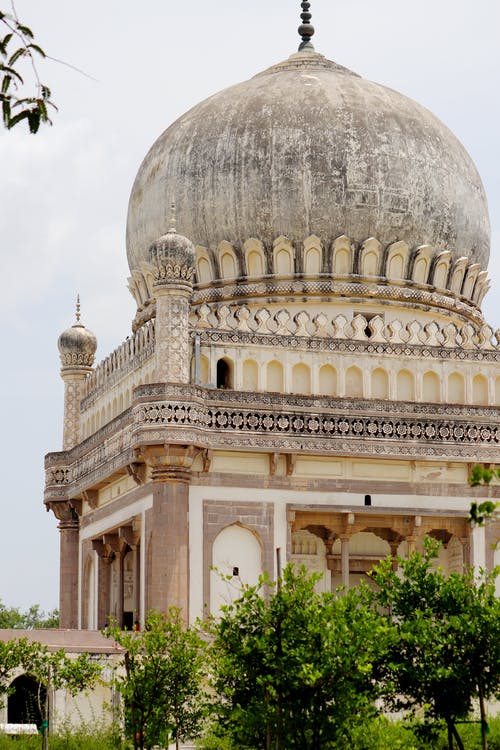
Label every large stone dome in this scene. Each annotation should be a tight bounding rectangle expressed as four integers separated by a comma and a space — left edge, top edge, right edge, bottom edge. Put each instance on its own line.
127, 49, 490, 279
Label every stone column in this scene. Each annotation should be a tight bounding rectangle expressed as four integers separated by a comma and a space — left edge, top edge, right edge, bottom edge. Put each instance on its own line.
143, 445, 199, 619
60, 371, 91, 449
119, 522, 142, 622
53, 502, 80, 629
92, 542, 114, 629
148, 226, 195, 384
340, 535, 350, 588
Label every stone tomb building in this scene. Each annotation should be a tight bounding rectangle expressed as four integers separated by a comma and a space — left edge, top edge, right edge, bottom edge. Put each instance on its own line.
45, 16, 500, 629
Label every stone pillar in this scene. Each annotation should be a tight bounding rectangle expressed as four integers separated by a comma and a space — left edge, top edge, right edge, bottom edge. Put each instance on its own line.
148, 226, 195, 384
54, 502, 80, 629
144, 445, 199, 619
390, 542, 400, 571
340, 536, 350, 588
119, 522, 142, 622
61, 371, 91, 449
92, 540, 115, 628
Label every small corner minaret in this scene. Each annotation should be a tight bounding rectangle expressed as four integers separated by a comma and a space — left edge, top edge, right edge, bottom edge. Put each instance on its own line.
149, 206, 196, 384
57, 296, 97, 450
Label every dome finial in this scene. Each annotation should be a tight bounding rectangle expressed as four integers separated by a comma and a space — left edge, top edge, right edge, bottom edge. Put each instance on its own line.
169, 202, 177, 233
75, 294, 81, 323
298, 1, 315, 51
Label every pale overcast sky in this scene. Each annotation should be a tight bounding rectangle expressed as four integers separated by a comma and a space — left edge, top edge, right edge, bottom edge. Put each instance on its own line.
1, 0, 499, 611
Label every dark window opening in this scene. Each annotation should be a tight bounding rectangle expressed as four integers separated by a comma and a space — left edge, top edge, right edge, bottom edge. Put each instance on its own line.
362, 313, 383, 338
8, 674, 45, 726
123, 611, 134, 630
217, 359, 231, 389
364, 494, 372, 506
232, 566, 239, 577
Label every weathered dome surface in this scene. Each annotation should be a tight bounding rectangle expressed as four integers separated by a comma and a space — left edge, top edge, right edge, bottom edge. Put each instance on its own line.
149, 229, 195, 267
58, 322, 97, 368
126, 49, 490, 277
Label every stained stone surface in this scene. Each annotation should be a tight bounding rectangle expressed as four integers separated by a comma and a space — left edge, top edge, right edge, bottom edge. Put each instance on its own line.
127, 49, 490, 276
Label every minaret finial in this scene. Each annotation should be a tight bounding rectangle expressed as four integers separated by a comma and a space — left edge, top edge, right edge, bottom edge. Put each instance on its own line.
298, 1, 315, 51
169, 202, 177, 233
76, 294, 81, 323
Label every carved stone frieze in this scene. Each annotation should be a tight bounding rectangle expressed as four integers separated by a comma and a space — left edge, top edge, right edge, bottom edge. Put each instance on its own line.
45, 382, 500, 506
192, 278, 485, 326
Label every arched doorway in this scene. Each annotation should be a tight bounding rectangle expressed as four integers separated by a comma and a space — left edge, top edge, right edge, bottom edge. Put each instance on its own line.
7, 674, 45, 725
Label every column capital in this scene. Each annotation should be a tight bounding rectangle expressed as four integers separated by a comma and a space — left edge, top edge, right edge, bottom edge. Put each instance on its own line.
47, 500, 79, 530
138, 444, 200, 483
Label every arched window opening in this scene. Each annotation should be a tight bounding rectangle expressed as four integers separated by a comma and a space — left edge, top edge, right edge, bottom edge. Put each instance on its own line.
216, 358, 232, 389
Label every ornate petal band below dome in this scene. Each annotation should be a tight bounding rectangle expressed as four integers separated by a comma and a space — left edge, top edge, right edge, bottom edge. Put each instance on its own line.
126, 48, 490, 326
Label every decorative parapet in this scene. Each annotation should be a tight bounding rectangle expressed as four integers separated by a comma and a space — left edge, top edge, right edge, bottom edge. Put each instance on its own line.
191, 304, 500, 354
44, 384, 500, 503
81, 319, 155, 406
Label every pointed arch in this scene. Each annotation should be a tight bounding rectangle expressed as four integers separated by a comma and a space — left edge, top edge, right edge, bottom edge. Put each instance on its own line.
345, 366, 363, 398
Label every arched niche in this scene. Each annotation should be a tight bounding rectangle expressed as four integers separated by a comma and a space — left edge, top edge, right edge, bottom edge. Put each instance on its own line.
218, 242, 238, 280
210, 524, 262, 614
431, 251, 451, 289
371, 368, 389, 399
267, 360, 284, 392
449, 257, 468, 294
292, 363, 311, 395
273, 236, 294, 276
244, 238, 266, 277
411, 245, 433, 284
448, 372, 465, 404
462, 263, 481, 299
345, 366, 363, 398
385, 241, 409, 281
422, 371, 441, 402
359, 238, 382, 277
303, 235, 322, 275
472, 374, 488, 406
318, 365, 337, 396
196, 256, 213, 284
396, 369, 415, 401
242, 359, 259, 391
331, 235, 353, 276
139, 263, 155, 299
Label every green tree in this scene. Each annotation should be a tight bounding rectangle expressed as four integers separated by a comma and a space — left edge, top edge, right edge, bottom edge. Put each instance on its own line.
1, 6, 56, 132
0, 599, 59, 629
207, 565, 389, 750
371, 539, 500, 750
107, 609, 208, 750
0, 637, 101, 750
468, 464, 500, 539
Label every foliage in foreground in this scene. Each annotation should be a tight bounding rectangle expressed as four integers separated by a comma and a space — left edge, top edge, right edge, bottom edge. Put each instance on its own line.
205, 565, 390, 750
197, 716, 500, 750
0, 8, 56, 132
107, 609, 207, 750
371, 538, 500, 750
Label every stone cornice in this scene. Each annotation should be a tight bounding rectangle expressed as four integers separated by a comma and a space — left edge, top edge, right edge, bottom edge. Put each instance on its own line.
45, 383, 500, 506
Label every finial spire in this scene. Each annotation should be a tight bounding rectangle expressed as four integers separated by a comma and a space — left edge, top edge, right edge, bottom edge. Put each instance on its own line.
75, 294, 81, 323
169, 202, 177, 233
298, 1, 315, 51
